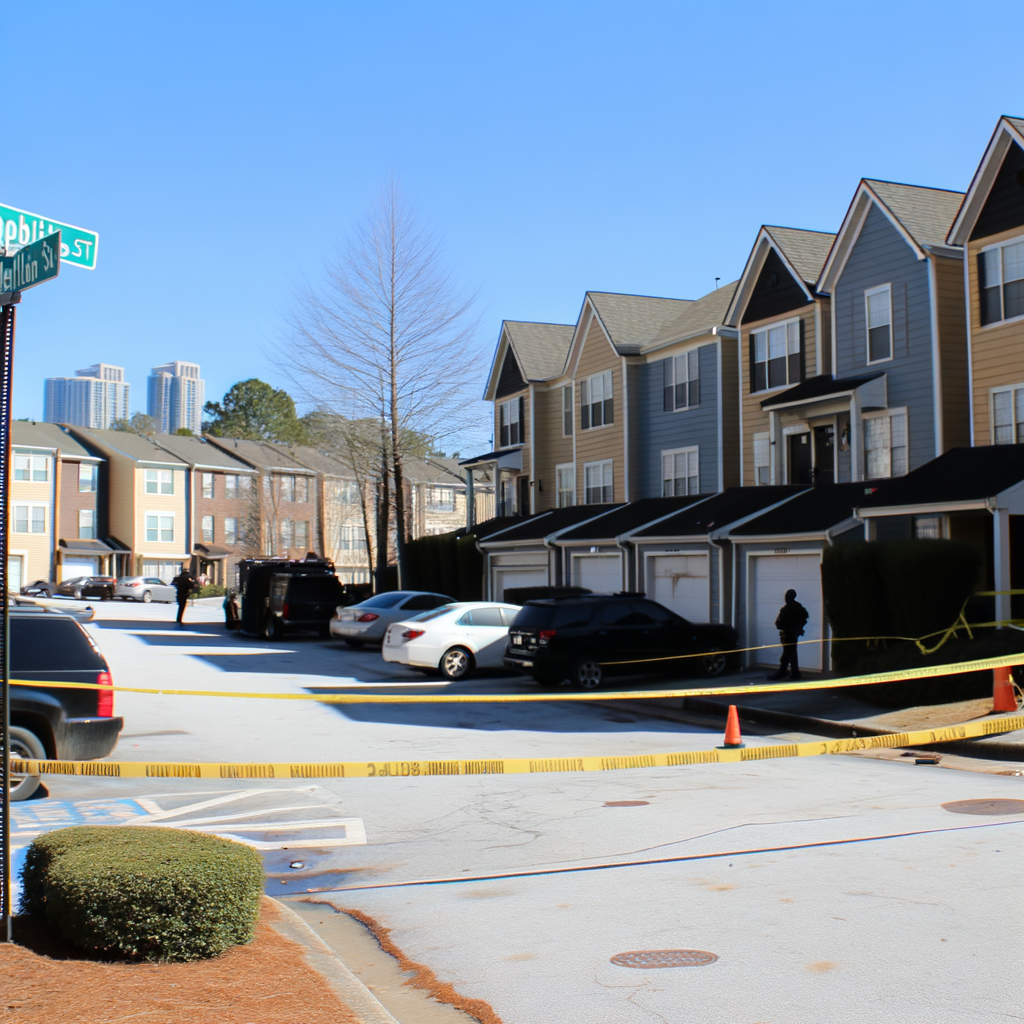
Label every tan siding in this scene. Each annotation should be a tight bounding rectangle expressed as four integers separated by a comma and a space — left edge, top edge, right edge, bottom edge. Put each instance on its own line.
135, 468, 189, 557
533, 382, 573, 511
106, 455, 137, 548
574, 319, 625, 501
10, 464, 54, 582
719, 336, 740, 488
933, 256, 970, 450
967, 228, 1024, 446
738, 302, 818, 486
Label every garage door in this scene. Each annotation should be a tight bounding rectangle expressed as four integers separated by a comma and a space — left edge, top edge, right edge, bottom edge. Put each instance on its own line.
647, 553, 709, 622
493, 568, 548, 601
571, 554, 622, 594
62, 557, 98, 581
750, 554, 822, 671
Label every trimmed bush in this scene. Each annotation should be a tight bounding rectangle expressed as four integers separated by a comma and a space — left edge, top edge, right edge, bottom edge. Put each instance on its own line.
404, 531, 483, 601
20, 825, 263, 961
194, 583, 226, 598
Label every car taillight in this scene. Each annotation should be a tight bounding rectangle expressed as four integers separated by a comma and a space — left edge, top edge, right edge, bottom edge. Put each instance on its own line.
402, 629, 424, 640
96, 671, 114, 717
282, 603, 290, 618
126, 582, 140, 587
539, 629, 557, 644
358, 612, 379, 622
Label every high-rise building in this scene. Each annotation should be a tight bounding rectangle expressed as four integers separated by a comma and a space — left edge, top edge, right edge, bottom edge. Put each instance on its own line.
147, 361, 205, 435
43, 363, 130, 428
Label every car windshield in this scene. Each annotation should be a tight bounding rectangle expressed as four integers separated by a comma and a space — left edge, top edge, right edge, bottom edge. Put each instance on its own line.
358, 592, 411, 609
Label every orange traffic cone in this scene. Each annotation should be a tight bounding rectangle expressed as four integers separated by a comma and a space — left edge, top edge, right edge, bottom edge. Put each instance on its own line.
717, 704, 744, 749
993, 666, 1018, 713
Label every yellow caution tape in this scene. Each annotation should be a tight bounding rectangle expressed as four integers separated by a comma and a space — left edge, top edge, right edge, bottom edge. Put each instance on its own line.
11, 713, 1024, 780
9, 649, 1024, 705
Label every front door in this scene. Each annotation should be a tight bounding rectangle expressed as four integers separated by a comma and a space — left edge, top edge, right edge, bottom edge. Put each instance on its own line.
813, 425, 835, 484
787, 432, 812, 485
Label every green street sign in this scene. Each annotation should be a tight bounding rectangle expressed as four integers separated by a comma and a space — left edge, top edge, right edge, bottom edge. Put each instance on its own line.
0, 204, 98, 270
0, 231, 60, 293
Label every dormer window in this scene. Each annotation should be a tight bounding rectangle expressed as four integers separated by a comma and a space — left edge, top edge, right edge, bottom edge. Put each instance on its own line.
865, 285, 893, 363
979, 238, 1024, 326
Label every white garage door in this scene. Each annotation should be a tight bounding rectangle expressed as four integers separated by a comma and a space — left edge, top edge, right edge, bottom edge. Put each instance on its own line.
62, 558, 98, 581
572, 554, 622, 594
647, 554, 710, 622
750, 554, 823, 671
493, 568, 548, 601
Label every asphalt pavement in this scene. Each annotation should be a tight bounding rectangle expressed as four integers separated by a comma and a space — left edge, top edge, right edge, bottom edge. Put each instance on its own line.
19, 598, 1024, 1023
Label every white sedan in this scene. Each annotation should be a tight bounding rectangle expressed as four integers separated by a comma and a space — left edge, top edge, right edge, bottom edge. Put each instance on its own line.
382, 602, 522, 680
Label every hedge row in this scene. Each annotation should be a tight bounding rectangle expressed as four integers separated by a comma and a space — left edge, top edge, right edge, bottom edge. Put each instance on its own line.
403, 531, 482, 601
20, 825, 263, 961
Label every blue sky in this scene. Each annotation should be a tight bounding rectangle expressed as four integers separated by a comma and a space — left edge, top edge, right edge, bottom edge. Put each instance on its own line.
6, 2, 1023, 452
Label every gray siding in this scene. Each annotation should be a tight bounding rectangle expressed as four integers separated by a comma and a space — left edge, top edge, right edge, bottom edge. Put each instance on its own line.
638, 342, 720, 498
833, 204, 936, 474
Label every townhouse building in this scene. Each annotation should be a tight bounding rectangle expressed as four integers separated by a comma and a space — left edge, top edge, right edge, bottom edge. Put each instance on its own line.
404, 458, 494, 537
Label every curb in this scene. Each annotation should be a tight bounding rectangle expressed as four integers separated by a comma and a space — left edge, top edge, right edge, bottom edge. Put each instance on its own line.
268, 897, 401, 1024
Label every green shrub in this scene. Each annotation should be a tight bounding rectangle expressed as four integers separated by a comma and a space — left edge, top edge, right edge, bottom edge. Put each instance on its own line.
404, 531, 483, 601
194, 583, 226, 598
20, 825, 263, 961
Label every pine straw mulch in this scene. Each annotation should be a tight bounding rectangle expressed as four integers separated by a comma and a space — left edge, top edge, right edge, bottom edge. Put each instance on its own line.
0, 897, 359, 1024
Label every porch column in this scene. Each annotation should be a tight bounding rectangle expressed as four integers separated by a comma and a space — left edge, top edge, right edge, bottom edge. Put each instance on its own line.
769, 411, 781, 485
465, 468, 475, 531
850, 392, 863, 482
993, 507, 1011, 628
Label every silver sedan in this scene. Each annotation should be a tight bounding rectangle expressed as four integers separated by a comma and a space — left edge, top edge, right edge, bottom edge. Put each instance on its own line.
330, 591, 454, 646
115, 576, 177, 603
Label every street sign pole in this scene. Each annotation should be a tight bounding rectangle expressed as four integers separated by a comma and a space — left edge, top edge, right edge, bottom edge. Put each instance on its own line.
0, 295, 15, 941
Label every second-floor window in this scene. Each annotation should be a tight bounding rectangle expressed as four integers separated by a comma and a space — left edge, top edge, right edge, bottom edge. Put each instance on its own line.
145, 469, 173, 494
202, 473, 215, 499
556, 463, 575, 507
14, 505, 45, 533
145, 514, 174, 543
281, 475, 296, 502
864, 410, 907, 479
865, 284, 893, 363
79, 463, 97, 492
663, 351, 699, 411
583, 459, 613, 503
562, 386, 573, 436
581, 371, 613, 429
202, 515, 214, 543
427, 485, 455, 512
992, 384, 1024, 444
753, 432, 770, 486
499, 397, 523, 447
752, 319, 801, 391
14, 454, 48, 482
339, 480, 360, 504
78, 509, 95, 540
980, 238, 1024, 326
225, 474, 249, 498
662, 447, 699, 496
224, 517, 239, 544
339, 524, 368, 551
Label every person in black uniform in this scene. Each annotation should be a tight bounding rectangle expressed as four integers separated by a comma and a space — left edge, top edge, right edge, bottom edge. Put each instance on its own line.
768, 588, 808, 680
171, 567, 195, 626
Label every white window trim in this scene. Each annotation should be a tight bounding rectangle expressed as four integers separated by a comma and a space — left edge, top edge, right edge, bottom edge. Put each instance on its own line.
978, 234, 1024, 329
561, 385, 574, 437
580, 371, 614, 431
144, 510, 176, 544
13, 502, 48, 534
144, 468, 175, 495
660, 446, 700, 496
864, 283, 894, 366
862, 407, 908, 479
555, 462, 576, 507
750, 315, 802, 394
13, 452, 51, 483
990, 382, 1024, 445
752, 431, 770, 486
498, 396, 522, 448
664, 347, 700, 412
582, 458, 613, 504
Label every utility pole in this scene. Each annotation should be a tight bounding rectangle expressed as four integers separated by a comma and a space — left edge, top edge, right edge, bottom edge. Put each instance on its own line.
0, 294, 13, 942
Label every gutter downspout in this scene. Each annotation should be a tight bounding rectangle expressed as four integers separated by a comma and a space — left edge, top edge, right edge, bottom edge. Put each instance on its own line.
927, 256, 944, 456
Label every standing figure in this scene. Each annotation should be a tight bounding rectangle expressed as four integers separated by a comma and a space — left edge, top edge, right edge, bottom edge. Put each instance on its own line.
171, 566, 195, 626
768, 588, 808, 681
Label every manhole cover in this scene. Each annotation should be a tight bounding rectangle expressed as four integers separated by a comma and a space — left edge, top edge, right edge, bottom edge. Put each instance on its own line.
941, 799, 1024, 816
604, 800, 649, 807
610, 949, 717, 969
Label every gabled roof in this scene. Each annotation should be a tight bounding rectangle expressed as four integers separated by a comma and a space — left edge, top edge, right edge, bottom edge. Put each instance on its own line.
856, 446, 1024, 511
948, 115, 1024, 245
69, 427, 188, 467
483, 321, 574, 399
204, 437, 316, 473
286, 445, 355, 478
818, 180, 965, 294
478, 503, 623, 544
631, 486, 803, 539
553, 495, 710, 542
13, 421, 100, 459
149, 433, 255, 471
642, 282, 740, 351
585, 292, 695, 353
729, 482, 868, 537
726, 226, 835, 326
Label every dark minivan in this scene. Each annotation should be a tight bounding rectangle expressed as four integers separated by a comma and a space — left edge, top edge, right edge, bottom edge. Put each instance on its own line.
10, 608, 123, 799
504, 594, 738, 689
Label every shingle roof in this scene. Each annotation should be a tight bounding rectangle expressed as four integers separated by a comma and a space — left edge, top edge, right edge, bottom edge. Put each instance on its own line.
644, 283, 740, 348
471, 515, 526, 540
730, 482, 867, 536
287, 445, 355, 477
587, 293, 695, 352
504, 321, 575, 380
150, 433, 255, 471
205, 437, 315, 472
13, 422, 98, 459
71, 427, 188, 465
402, 458, 470, 485
480, 503, 623, 543
632, 486, 803, 538
760, 372, 885, 409
865, 180, 965, 249
556, 496, 710, 541
764, 227, 836, 285
857, 447, 1024, 509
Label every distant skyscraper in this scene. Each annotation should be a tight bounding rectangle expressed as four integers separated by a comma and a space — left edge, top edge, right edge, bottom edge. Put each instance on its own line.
43, 363, 130, 428
147, 361, 204, 434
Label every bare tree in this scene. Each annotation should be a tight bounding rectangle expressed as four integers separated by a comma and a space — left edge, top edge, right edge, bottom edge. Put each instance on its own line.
288, 178, 480, 587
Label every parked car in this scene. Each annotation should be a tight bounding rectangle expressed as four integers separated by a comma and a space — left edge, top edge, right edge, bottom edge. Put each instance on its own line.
56, 576, 117, 601
9, 607, 123, 800
382, 602, 522, 679
115, 576, 177, 603
331, 591, 455, 646
263, 572, 345, 639
503, 593, 738, 689
20, 580, 56, 597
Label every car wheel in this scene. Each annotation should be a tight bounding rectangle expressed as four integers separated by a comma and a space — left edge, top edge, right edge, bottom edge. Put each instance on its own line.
440, 646, 474, 680
141, 590, 152, 604
9, 726, 46, 801
343, 639, 364, 649
701, 646, 727, 678
263, 615, 281, 641
571, 657, 604, 690
73, 588, 82, 600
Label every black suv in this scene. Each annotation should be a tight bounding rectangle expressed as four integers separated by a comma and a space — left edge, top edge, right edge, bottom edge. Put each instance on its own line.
504, 594, 738, 689
264, 572, 345, 639
10, 608, 123, 799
